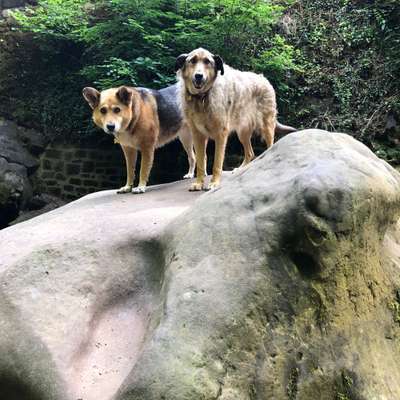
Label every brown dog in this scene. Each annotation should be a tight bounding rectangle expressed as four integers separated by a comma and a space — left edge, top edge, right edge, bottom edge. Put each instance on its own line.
83, 84, 195, 194
176, 47, 295, 191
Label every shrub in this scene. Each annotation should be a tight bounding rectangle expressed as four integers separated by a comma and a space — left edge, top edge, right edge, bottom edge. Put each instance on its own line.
0, 0, 298, 140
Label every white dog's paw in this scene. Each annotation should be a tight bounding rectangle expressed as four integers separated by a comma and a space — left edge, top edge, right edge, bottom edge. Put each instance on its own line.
117, 185, 133, 194
232, 164, 248, 174
205, 181, 220, 191
132, 185, 146, 194
183, 172, 194, 179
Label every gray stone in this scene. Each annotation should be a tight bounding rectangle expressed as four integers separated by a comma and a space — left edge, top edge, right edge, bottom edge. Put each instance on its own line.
2, 0, 24, 8
0, 156, 32, 227
0, 119, 40, 172
42, 159, 52, 170
82, 161, 95, 173
66, 163, 80, 175
9, 194, 65, 225
0, 119, 50, 226
0, 130, 400, 400
44, 149, 62, 159
47, 186, 61, 197
69, 178, 81, 185
10, 120, 47, 156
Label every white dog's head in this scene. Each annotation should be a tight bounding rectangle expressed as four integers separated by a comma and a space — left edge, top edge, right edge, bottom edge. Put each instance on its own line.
175, 48, 224, 95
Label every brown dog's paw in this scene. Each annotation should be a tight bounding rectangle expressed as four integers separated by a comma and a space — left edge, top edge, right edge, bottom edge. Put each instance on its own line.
189, 182, 205, 191
117, 185, 133, 194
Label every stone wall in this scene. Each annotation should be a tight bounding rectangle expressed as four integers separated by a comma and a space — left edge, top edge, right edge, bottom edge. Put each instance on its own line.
0, 0, 35, 20
0, 0, 32, 10
37, 143, 125, 200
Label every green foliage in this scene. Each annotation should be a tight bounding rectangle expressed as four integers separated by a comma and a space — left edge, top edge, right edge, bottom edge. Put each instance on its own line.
12, 0, 90, 39
284, 0, 400, 162
0, 0, 399, 165
252, 34, 303, 92
0, 0, 298, 140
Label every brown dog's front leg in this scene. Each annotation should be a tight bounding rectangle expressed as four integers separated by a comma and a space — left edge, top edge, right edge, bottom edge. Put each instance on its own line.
133, 147, 154, 194
117, 145, 137, 194
207, 131, 228, 190
189, 130, 208, 191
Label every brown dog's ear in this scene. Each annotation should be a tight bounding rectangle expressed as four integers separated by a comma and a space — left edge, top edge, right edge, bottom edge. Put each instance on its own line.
116, 86, 133, 105
82, 87, 100, 109
175, 53, 188, 72
214, 54, 224, 75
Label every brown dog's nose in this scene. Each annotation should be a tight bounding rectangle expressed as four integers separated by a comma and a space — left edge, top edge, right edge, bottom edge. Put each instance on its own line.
106, 123, 115, 132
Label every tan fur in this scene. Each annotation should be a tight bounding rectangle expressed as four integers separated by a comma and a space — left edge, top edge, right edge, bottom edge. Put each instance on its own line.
83, 86, 195, 194
177, 48, 277, 191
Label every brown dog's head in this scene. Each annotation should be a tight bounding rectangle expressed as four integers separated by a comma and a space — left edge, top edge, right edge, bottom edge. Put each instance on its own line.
82, 86, 136, 136
175, 48, 224, 95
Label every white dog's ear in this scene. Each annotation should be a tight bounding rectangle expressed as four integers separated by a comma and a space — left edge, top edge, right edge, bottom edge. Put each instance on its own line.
175, 53, 188, 72
116, 86, 133, 105
214, 55, 224, 75
82, 87, 100, 109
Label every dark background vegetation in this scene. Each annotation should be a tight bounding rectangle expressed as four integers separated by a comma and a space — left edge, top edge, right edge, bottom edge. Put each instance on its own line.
0, 0, 399, 167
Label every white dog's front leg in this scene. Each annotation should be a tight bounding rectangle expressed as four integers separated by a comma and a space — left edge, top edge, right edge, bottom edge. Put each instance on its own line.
117, 184, 133, 194
132, 185, 146, 194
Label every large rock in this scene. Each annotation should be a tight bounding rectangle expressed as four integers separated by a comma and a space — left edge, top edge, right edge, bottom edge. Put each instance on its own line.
0, 156, 32, 226
0, 0, 35, 12
0, 119, 48, 227
0, 119, 42, 170
0, 129, 400, 400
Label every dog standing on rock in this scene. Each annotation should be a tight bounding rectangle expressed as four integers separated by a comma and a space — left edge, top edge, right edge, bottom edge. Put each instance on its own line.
83, 84, 196, 194
176, 47, 296, 191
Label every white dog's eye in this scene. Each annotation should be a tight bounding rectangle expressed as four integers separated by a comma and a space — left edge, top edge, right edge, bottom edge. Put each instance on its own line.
100, 107, 107, 114
190, 57, 197, 64
204, 58, 210, 65
114, 107, 121, 114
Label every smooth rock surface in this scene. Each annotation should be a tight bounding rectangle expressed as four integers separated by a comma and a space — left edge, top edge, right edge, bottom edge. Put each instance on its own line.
1, 129, 400, 400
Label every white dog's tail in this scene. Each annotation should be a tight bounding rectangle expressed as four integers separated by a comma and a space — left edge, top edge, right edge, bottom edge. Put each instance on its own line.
275, 120, 297, 137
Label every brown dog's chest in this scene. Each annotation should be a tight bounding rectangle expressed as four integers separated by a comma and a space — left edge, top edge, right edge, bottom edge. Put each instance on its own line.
115, 130, 141, 148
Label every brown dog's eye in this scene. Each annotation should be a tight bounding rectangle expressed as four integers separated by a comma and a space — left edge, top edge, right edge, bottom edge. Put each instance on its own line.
100, 107, 107, 114
113, 107, 121, 114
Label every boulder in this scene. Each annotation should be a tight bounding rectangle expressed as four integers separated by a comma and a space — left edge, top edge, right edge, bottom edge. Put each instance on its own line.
0, 0, 34, 10
9, 193, 66, 225
0, 119, 44, 170
0, 129, 400, 400
0, 119, 48, 227
0, 156, 32, 227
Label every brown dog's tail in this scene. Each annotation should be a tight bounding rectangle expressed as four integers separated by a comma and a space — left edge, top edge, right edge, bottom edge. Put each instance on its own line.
275, 120, 297, 137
